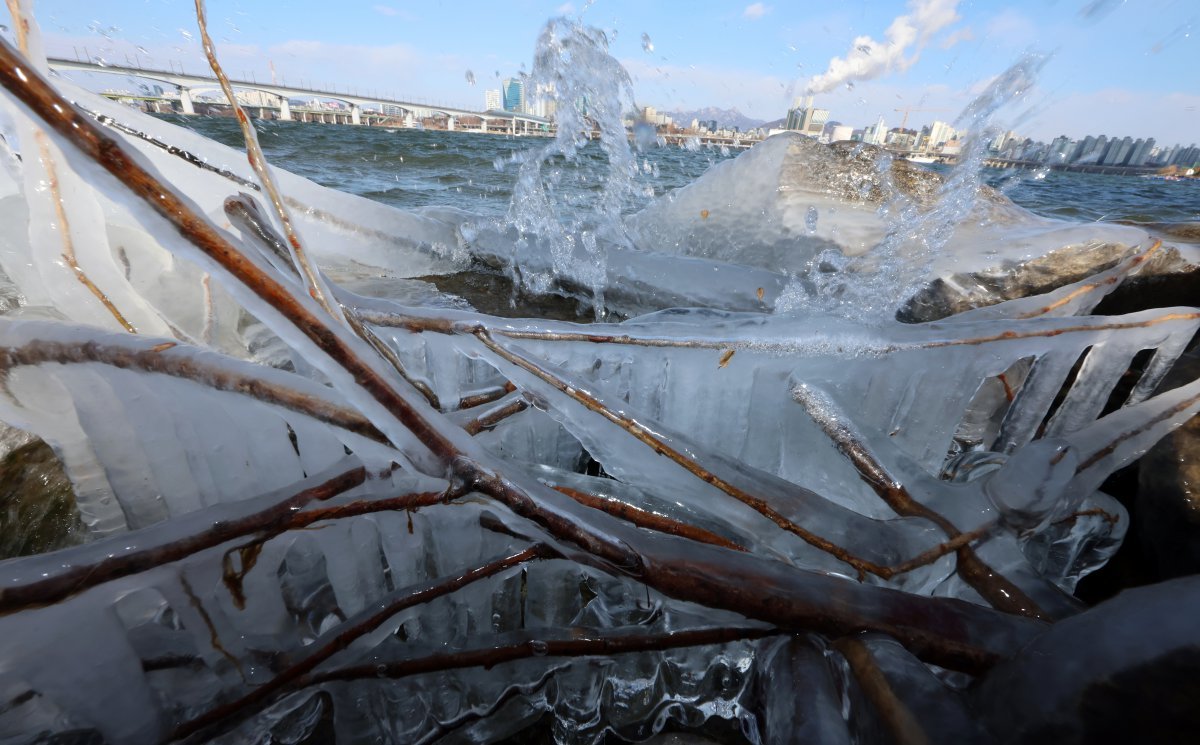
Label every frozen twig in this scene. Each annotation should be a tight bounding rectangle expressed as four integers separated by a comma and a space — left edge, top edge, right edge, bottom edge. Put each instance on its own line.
194, 0, 342, 322
176, 544, 556, 741
792, 382, 1046, 618
0, 463, 368, 613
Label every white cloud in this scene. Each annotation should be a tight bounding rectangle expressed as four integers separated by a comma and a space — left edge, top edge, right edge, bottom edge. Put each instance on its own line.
556, 2, 576, 14
372, 5, 399, 16
743, 3, 770, 20
804, 0, 962, 94
940, 26, 974, 50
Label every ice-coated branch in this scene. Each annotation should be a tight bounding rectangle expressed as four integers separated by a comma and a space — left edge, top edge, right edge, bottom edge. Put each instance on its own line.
834, 636, 932, 745
220, 486, 452, 607
0, 329, 386, 443
175, 543, 556, 741
0, 463, 368, 613
461, 394, 530, 435
4, 0, 137, 333
792, 382, 1045, 618
0, 40, 1047, 678
551, 485, 749, 552
471, 328, 981, 581
458, 381, 518, 410
194, 0, 343, 323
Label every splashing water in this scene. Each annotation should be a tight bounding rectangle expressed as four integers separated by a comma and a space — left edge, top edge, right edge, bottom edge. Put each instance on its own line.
800, 52, 1051, 322
495, 19, 640, 317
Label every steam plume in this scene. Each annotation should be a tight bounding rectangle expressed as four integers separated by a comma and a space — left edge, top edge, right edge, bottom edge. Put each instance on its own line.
804, 0, 961, 94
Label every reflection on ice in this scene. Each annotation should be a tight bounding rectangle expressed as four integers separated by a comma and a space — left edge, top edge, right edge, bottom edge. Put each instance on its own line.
0, 7, 1197, 744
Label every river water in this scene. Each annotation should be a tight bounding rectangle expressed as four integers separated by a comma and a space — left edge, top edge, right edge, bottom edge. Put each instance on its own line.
161, 115, 1200, 229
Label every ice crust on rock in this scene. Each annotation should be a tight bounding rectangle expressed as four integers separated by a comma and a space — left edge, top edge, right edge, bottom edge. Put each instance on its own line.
0, 10, 1196, 744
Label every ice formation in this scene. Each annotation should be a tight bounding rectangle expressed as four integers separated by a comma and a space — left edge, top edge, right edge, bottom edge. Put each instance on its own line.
0, 6, 1197, 744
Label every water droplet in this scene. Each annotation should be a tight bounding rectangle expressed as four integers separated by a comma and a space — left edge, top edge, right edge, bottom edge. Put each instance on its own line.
375, 663, 388, 677
806, 206, 819, 233
464, 70, 475, 86
178, 28, 193, 41
857, 44, 872, 55
529, 640, 549, 656
845, 81, 855, 91
641, 32, 654, 53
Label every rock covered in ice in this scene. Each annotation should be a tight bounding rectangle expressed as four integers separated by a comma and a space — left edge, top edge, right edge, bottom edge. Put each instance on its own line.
626, 132, 905, 270
1137, 347, 1200, 579
977, 575, 1200, 743
625, 132, 1176, 321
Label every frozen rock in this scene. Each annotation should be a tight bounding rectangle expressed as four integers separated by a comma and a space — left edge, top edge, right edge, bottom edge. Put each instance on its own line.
977, 575, 1200, 744
1137, 347, 1200, 579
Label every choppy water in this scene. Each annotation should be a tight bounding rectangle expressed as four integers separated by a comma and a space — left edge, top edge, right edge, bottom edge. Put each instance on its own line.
162, 114, 1199, 230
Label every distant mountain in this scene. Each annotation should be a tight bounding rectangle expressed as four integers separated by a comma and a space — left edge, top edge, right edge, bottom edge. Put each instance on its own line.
667, 106, 767, 131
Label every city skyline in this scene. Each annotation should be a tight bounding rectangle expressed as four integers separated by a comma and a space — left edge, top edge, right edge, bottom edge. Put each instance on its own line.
22, 0, 1200, 144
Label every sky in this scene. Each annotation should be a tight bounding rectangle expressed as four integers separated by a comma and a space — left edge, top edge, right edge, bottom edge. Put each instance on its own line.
17, 0, 1200, 145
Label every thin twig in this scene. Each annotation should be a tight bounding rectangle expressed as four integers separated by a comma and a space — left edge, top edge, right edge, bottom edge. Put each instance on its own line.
458, 381, 517, 410
552, 485, 748, 553
462, 395, 529, 435
0, 465, 368, 613
220, 488, 451, 606
792, 383, 1047, 619
194, 0, 341, 321
1014, 239, 1163, 319
5, 0, 136, 333
0, 335, 387, 443
834, 637, 932, 745
175, 544, 555, 741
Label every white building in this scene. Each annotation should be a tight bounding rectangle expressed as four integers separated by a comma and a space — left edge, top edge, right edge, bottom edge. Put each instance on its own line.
927, 120, 956, 150
484, 89, 502, 111
862, 116, 888, 146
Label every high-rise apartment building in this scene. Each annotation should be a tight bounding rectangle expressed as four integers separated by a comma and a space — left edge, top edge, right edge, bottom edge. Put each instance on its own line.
927, 120, 956, 149
484, 89, 502, 111
862, 116, 887, 146
502, 78, 525, 114
784, 96, 829, 136
1127, 137, 1154, 167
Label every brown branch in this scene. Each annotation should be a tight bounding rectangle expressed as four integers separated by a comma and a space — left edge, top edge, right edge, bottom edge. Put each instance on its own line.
472, 329, 978, 581
462, 396, 529, 435
458, 381, 517, 410
0, 465, 368, 614
6, 0, 135, 333
834, 637, 932, 745
1076, 385, 1200, 472
354, 302, 1200, 358
552, 486, 748, 553
0, 336, 387, 444
1014, 239, 1163, 319
312, 626, 776, 687
194, 0, 340, 321
792, 383, 1047, 619
220, 488, 451, 607
174, 544, 556, 741
222, 193, 444, 410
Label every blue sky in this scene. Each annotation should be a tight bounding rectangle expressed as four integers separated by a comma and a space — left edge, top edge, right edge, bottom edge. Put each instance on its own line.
23, 0, 1200, 144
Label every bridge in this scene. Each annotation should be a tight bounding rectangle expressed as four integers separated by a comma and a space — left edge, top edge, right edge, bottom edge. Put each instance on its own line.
47, 57, 553, 135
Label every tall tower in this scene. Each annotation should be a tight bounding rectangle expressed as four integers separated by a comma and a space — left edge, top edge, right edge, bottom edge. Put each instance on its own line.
502, 78, 525, 114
